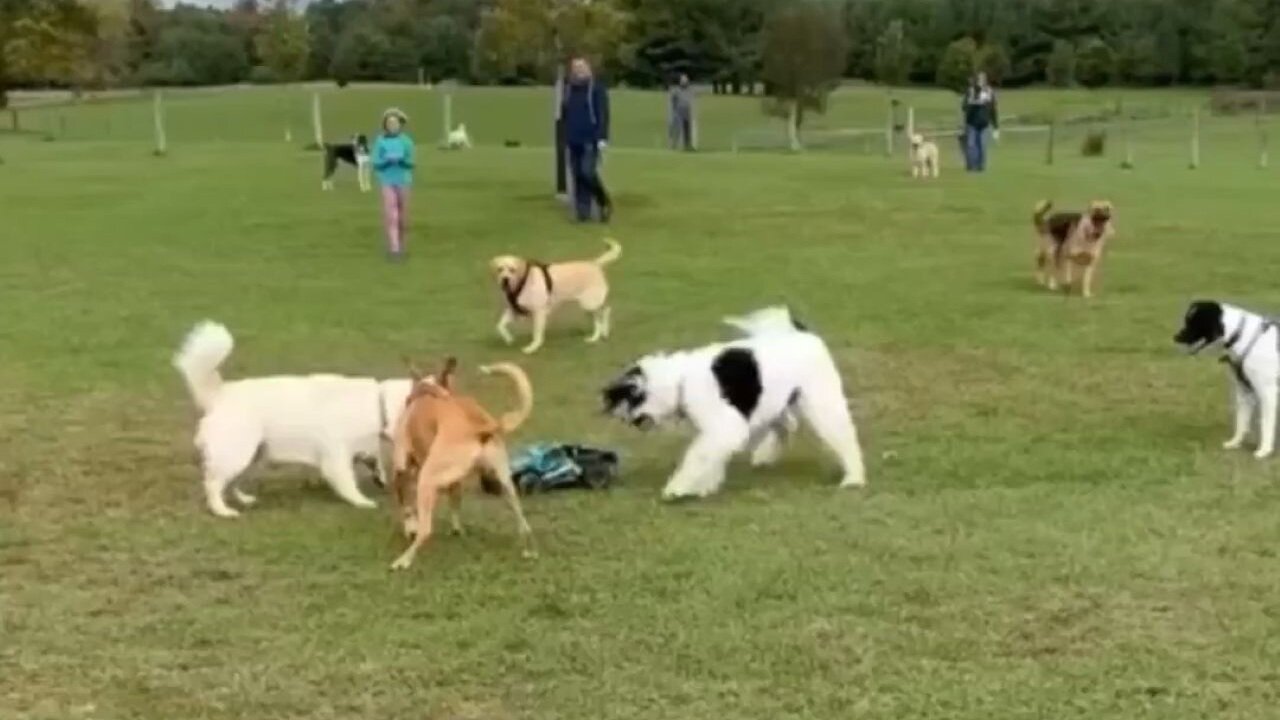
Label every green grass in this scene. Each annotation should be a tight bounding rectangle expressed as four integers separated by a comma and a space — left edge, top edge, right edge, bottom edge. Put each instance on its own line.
3, 86, 1280, 719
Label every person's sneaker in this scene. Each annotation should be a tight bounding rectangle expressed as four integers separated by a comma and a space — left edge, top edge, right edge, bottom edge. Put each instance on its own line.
599, 203, 613, 224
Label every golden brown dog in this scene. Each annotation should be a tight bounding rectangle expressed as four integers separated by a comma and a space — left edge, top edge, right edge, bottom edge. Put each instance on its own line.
490, 238, 621, 354
1033, 199, 1116, 298
388, 357, 535, 570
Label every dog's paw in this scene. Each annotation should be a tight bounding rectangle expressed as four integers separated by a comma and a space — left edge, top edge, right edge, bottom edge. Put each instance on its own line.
1223, 438, 1245, 450
838, 474, 867, 489
1254, 447, 1274, 460
521, 548, 538, 560
390, 558, 412, 571
521, 345, 540, 355
209, 507, 241, 519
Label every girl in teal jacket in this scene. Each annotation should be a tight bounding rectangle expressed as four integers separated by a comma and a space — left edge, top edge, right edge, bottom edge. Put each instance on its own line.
374, 108, 415, 260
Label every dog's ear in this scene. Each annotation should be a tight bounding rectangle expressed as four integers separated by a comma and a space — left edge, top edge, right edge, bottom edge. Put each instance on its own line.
403, 355, 426, 382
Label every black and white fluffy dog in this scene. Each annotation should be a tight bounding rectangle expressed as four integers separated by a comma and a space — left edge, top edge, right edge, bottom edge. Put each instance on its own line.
1175, 300, 1280, 459
602, 306, 866, 499
321, 134, 371, 192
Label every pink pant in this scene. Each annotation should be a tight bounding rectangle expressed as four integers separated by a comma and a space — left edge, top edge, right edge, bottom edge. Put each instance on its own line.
380, 186, 409, 254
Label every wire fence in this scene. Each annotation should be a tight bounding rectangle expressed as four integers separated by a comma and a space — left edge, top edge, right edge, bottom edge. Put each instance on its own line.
1, 86, 1273, 172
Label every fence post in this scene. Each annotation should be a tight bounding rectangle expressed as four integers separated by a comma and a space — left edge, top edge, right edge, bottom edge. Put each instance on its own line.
152, 90, 167, 156
884, 102, 894, 156
906, 105, 915, 171
1190, 106, 1201, 169
1258, 98, 1269, 170
311, 91, 324, 148
442, 92, 453, 144
1046, 116, 1056, 165
1120, 98, 1134, 169
10, 109, 18, 132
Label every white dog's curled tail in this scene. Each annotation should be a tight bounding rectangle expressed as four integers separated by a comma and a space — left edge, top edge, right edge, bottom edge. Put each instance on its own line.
722, 305, 808, 337
173, 321, 234, 411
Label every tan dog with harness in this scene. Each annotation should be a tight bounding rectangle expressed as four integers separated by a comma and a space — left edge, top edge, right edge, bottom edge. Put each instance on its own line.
388, 358, 536, 570
490, 238, 621, 354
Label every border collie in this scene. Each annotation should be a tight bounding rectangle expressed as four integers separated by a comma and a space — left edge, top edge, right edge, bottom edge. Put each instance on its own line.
322, 134, 371, 192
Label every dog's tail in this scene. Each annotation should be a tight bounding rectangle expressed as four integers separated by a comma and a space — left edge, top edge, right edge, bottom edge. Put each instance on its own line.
173, 321, 234, 412
480, 363, 534, 434
1033, 200, 1053, 231
723, 305, 808, 337
594, 238, 622, 267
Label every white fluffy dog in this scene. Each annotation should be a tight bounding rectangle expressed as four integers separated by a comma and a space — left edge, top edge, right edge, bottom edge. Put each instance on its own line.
445, 123, 472, 150
173, 321, 411, 518
910, 133, 940, 178
601, 307, 866, 500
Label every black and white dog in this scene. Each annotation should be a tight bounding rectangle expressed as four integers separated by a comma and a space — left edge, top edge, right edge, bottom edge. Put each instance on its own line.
602, 306, 866, 499
1175, 300, 1280, 459
321, 134, 371, 192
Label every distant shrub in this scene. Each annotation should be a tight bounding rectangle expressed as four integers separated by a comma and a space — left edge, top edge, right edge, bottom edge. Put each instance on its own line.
248, 66, 279, 85
1081, 129, 1106, 157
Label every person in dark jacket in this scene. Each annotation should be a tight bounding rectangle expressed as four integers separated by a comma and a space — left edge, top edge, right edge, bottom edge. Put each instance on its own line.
562, 57, 612, 222
961, 72, 1000, 172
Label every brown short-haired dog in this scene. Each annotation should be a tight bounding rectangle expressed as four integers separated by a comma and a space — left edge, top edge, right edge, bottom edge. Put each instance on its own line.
388, 358, 536, 570
1033, 199, 1116, 298
490, 238, 621, 354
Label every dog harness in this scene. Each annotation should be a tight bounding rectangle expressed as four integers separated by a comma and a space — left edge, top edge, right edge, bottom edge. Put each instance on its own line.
502, 262, 554, 316
1219, 314, 1275, 395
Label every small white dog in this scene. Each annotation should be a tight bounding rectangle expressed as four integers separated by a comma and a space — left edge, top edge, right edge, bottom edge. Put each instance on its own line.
601, 306, 866, 500
173, 321, 411, 518
910, 133, 940, 178
445, 123, 472, 150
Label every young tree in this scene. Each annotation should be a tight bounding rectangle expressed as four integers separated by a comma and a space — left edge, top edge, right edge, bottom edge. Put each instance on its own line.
760, 0, 848, 150
936, 37, 977, 92
254, 0, 310, 83
873, 19, 915, 88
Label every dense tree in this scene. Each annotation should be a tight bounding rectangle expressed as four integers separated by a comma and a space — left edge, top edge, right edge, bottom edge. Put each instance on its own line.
254, 0, 309, 82
936, 36, 976, 92
2, 0, 98, 94
873, 19, 915, 87
1046, 39, 1075, 87
6, 0, 1280, 93
1075, 37, 1114, 88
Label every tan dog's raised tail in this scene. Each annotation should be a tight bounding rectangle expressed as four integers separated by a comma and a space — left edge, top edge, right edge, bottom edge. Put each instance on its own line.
388, 359, 535, 570
491, 238, 621, 354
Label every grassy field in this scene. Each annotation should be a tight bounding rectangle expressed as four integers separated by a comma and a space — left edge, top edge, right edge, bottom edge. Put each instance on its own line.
4, 85, 1280, 719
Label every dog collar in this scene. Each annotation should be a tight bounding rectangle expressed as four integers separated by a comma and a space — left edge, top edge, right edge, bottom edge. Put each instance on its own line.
1222, 316, 1248, 352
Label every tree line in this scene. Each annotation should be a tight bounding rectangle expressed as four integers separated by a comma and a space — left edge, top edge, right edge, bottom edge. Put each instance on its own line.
4, 0, 1280, 108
